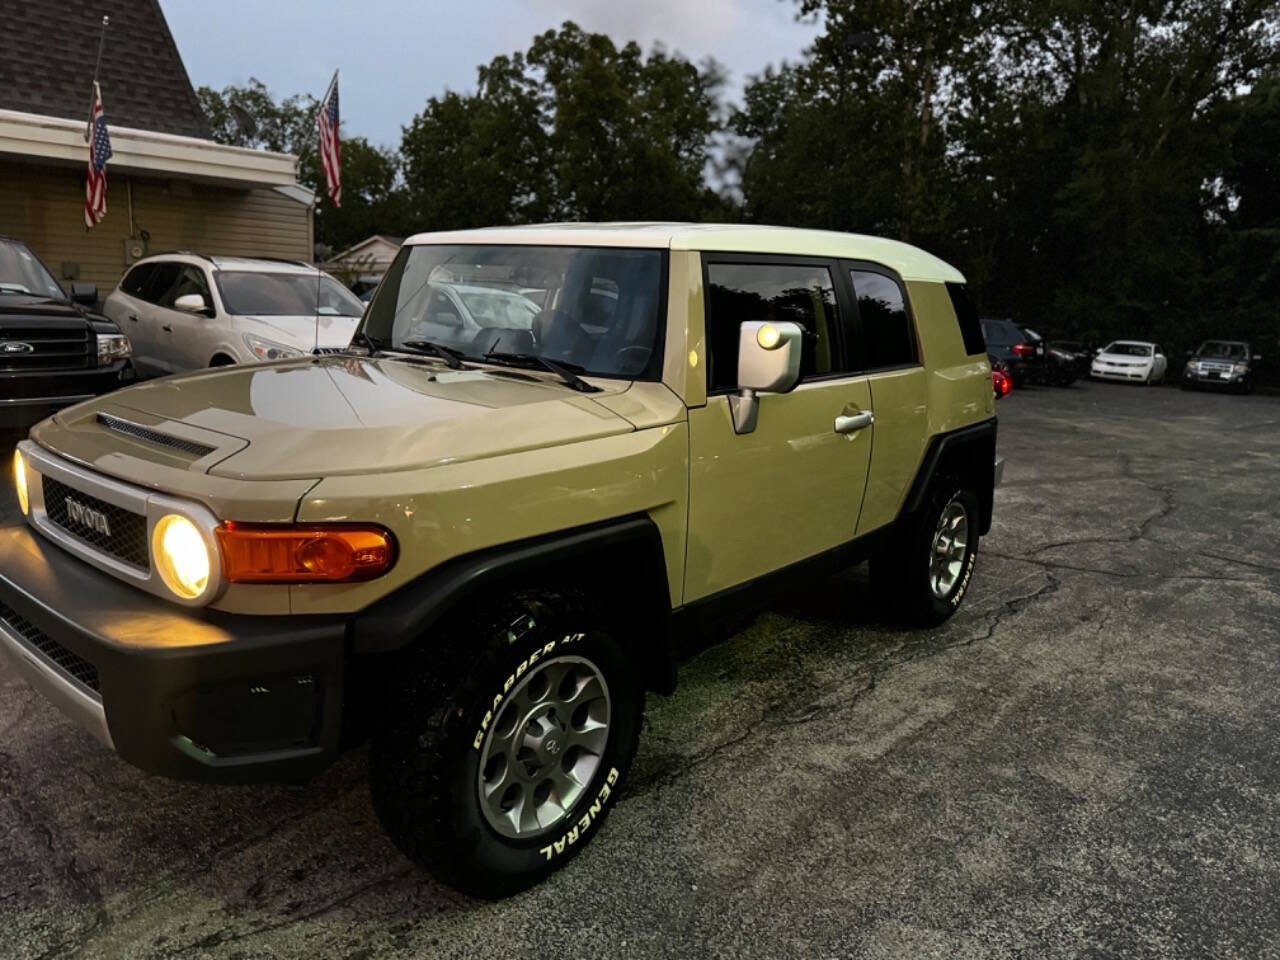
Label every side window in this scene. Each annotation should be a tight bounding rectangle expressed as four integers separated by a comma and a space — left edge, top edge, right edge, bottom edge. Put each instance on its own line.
850, 269, 915, 368
158, 265, 211, 309
947, 282, 987, 356
141, 263, 180, 305
706, 262, 841, 393
120, 263, 154, 297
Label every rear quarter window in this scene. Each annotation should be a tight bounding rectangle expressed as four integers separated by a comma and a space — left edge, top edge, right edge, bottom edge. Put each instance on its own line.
946, 282, 986, 356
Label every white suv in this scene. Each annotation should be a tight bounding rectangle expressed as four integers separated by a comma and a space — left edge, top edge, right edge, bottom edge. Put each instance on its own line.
102, 254, 364, 376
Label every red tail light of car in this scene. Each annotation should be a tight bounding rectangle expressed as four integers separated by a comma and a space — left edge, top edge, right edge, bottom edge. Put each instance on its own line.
992, 368, 1013, 398
1011, 342, 1036, 357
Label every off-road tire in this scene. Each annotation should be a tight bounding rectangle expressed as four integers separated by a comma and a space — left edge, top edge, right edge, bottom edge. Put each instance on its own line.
871, 476, 980, 627
369, 588, 643, 898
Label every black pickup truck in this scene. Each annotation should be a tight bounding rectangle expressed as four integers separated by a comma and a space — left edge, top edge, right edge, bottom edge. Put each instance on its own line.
0, 237, 133, 428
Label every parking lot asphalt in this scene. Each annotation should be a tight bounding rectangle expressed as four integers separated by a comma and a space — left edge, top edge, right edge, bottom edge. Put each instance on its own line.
2, 380, 1279, 960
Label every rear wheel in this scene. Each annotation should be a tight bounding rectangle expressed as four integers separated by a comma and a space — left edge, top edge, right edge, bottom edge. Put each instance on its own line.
872, 477, 980, 627
369, 589, 643, 898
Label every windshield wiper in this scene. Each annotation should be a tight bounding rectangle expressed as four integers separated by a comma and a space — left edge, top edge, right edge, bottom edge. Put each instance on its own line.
398, 339, 466, 370
482, 349, 602, 393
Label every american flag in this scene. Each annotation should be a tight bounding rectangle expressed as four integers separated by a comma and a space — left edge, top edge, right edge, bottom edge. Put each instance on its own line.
84, 82, 112, 228
317, 71, 341, 207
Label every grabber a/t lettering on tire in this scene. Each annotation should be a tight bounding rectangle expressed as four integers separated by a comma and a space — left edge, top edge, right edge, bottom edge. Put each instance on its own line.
369, 589, 643, 898
871, 476, 981, 627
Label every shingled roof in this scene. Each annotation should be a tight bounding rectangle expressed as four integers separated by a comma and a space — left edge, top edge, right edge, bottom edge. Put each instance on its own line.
0, 0, 209, 139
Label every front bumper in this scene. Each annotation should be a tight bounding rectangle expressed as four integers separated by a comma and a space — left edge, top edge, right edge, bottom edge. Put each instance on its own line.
0, 361, 134, 427
1091, 365, 1151, 382
0, 524, 348, 783
1183, 368, 1246, 386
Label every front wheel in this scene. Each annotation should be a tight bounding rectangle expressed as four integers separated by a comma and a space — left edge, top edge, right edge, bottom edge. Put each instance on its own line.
871, 478, 981, 627
369, 589, 643, 898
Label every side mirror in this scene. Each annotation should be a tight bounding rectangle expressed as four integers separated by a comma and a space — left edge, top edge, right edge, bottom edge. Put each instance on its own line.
70, 282, 98, 306
1185, 349, 1193, 357
174, 293, 211, 316
729, 321, 802, 435
1253, 354, 1263, 362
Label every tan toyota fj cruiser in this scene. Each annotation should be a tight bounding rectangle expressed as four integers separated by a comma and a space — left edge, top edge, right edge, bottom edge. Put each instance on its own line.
1, 224, 1000, 897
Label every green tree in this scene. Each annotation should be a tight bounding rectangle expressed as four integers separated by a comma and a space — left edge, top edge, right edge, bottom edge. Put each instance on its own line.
197, 79, 410, 252
399, 22, 729, 229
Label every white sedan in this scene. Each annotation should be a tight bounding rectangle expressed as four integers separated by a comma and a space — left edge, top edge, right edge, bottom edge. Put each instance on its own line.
1090, 340, 1168, 384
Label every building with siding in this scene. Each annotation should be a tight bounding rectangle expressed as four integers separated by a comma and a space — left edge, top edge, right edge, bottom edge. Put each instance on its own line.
0, 0, 313, 297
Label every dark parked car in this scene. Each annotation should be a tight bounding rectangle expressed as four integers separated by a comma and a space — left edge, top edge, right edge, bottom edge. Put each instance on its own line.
1182, 340, 1261, 393
0, 237, 133, 428
982, 317, 1060, 385
1047, 340, 1092, 380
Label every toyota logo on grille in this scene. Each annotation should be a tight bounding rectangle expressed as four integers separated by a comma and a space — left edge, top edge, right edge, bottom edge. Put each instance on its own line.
0, 341, 35, 354
65, 497, 112, 537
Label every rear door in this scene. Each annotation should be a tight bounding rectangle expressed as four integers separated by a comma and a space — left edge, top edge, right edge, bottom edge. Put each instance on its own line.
106, 263, 157, 373
133, 262, 181, 375
684, 255, 874, 601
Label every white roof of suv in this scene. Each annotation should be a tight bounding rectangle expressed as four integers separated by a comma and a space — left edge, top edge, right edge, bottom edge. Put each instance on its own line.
403, 222, 966, 284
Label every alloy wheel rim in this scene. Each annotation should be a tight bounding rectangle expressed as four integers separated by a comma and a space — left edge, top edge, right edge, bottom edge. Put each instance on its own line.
477, 654, 612, 840
929, 500, 969, 599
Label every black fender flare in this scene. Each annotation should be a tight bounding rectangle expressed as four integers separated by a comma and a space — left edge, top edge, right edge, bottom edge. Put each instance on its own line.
351, 513, 676, 693
901, 418, 998, 534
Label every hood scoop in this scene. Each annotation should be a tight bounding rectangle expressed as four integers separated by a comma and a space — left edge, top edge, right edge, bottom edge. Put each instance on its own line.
95, 413, 217, 459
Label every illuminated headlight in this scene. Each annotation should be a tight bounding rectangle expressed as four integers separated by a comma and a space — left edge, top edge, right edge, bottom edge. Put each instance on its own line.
97, 333, 131, 364
152, 514, 212, 600
13, 449, 28, 516
243, 334, 303, 362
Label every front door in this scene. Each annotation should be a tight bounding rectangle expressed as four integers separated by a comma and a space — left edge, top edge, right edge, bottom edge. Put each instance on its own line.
684, 257, 874, 602
152, 264, 215, 373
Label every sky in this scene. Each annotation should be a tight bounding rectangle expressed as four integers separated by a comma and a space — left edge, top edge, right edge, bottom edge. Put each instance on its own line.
159, 0, 823, 149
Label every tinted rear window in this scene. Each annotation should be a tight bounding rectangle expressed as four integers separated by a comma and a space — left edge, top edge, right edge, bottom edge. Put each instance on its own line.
946, 282, 986, 356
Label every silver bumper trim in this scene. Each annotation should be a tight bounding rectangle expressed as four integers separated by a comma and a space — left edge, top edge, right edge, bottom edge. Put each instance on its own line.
0, 618, 114, 748
994, 455, 1005, 487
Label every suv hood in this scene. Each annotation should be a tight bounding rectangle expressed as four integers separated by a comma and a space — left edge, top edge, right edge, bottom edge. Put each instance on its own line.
242, 313, 359, 350
72, 355, 634, 480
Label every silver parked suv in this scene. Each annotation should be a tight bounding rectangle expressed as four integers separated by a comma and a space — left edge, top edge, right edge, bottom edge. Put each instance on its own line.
102, 254, 364, 376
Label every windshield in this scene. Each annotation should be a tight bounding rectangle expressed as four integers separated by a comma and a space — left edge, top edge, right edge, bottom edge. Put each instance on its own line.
363, 244, 666, 379
215, 271, 364, 317
1103, 342, 1152, 357
1197, 341, 1246, 360
0, 240, 65, 299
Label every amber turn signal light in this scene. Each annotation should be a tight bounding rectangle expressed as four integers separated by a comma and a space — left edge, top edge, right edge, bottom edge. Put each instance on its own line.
217, 523, 396, 583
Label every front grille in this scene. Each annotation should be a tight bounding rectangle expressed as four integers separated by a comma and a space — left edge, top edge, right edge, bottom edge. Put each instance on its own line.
0, 601, 100, 694
42, 476, 150, 570
0, 325, 92, 371
96, 413, 216, 458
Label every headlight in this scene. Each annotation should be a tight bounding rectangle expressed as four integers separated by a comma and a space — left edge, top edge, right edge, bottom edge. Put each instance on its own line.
152, 514, 212, 599
243, 334, 303, 362
13, 449, 28, 516
97, 332, 132, 364
1185, 361, 1195, 372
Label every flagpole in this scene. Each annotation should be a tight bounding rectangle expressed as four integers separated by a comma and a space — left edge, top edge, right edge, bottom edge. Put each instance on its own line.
85, 15, 110, 143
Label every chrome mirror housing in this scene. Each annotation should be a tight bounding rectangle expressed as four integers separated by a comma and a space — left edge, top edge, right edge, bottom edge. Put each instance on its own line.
729, 320, 803, 435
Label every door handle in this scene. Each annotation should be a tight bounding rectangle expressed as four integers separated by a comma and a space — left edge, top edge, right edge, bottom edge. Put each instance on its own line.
128, 314, 139, 322
161, 324, 172, 333
834, 410, 874, 434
